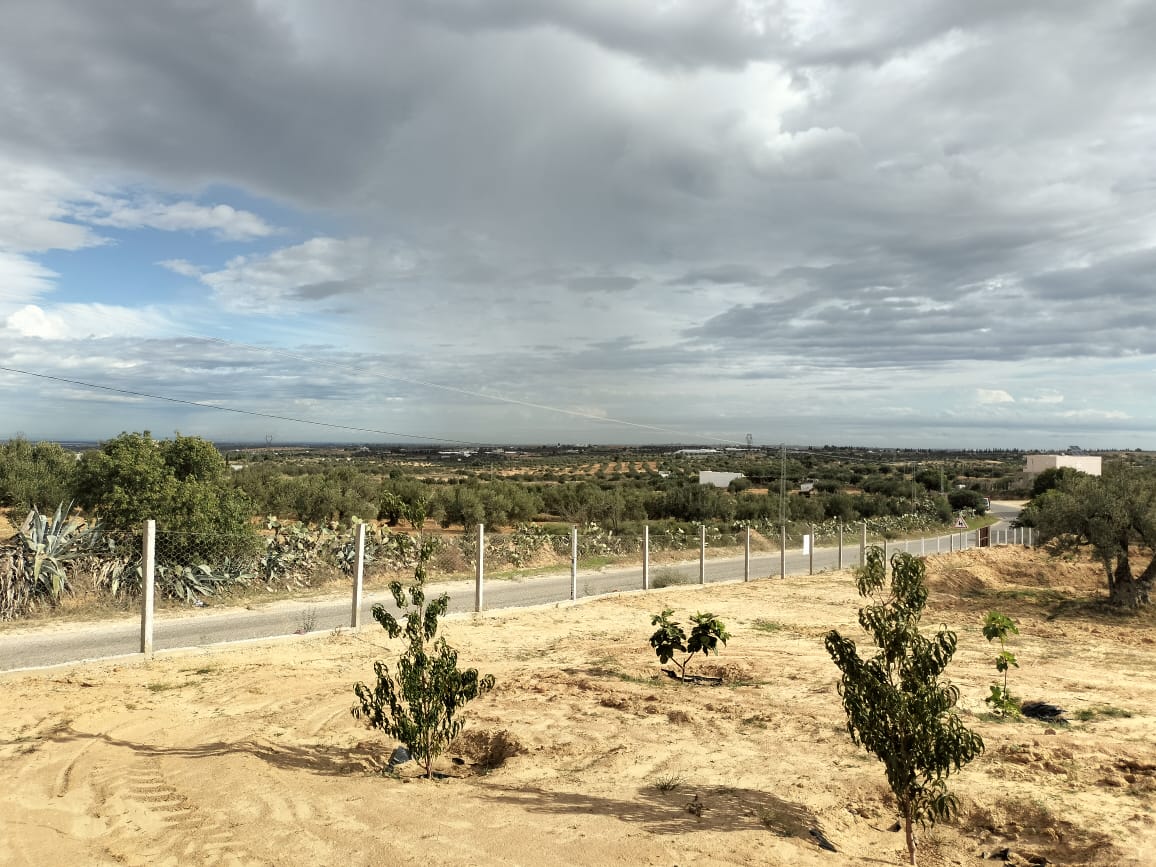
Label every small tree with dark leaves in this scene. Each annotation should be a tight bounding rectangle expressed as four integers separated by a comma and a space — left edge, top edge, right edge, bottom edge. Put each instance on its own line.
825, 548, 984, 866
649, 608, 730, 680
353, 538, 494, 778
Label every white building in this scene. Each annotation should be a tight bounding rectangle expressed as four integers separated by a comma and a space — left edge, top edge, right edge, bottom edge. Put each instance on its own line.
1025, 454, 1102, 476
699, 470, 744, 488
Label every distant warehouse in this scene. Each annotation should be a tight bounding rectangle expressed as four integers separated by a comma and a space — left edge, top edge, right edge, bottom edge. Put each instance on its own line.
1025, 454, 1102, 476
699, 471, 745, 488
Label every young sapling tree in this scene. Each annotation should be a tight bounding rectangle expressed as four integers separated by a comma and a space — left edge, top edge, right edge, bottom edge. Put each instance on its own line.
825, 548, 984, 866
649, 608, 730, 681
352, 538, 495, 778
982, 610, 1020, 716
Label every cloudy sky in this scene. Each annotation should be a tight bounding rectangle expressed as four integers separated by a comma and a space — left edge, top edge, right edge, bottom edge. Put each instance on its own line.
2, 1, 1155, 448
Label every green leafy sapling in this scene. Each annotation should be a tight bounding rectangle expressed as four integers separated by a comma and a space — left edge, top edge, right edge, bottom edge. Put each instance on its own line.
825, 548, 984, 866
352, 538, 495, 778
982, 611, 1020, 716
649, 608, 730, 680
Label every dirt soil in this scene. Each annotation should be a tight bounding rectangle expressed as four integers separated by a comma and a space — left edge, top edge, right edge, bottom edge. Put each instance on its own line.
2, 547, 1154, 866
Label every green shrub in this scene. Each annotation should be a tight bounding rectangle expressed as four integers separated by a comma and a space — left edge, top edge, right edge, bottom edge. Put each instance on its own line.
649, 608, 730, 681
352, 539, 495, 778
825, 548, 983, 865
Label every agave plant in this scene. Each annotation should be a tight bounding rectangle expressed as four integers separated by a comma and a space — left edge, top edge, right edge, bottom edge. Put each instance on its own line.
155, 563, 241, 604
16, 502, 102, 601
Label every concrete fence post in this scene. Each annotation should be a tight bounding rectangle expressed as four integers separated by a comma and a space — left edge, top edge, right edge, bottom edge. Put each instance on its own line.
475, 524, 485, 612
837, 521, 843, 570
141, 520, 155, 659
780, 524, 787, 579
643, 524, 650, 590
570, 526, 578, 601
809, 524, 815, 575
744, 525, 751, 582
699, 524, 706, 585
860, 523, 867, 567
351, 522, 366, 628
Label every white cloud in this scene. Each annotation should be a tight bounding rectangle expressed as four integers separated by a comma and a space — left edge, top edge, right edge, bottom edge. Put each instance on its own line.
0, 253, 60, 306
78, 198, 275, 241
976, 388, 1015, 405
0, 159, 105, 252
158, 259, 203, 278
4, 303, 171, 340
1021, 390, 1064, 405
184, 236, 429, 313
1058, 408, 1130, 421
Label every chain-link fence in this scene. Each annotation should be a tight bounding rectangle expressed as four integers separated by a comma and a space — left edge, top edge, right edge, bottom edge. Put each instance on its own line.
3, 508, 1029, 626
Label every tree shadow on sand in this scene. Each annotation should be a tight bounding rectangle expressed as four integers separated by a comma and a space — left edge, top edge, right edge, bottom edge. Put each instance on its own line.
22, 722, 388, 777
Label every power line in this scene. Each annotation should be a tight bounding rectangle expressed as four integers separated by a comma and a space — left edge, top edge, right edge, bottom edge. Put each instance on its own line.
196, 336, 746, 446
0, 365, 490, 447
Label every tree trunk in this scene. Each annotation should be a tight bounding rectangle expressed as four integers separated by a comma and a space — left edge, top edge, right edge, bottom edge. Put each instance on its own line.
1109, 553, 1153, 608
905, 811, 917, 865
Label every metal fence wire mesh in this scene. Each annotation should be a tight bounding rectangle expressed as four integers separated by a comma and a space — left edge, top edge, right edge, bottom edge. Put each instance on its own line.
2, 508, 1027, 619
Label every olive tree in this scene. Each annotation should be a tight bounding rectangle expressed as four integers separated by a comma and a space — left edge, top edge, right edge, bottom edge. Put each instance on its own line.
0, 437, 77, 515
74, 432, 256, 556
825, 548, 984, 866
1033, 466, 1155, 608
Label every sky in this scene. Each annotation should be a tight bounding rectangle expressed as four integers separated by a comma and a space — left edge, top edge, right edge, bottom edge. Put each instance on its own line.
2, 1, 1155, 450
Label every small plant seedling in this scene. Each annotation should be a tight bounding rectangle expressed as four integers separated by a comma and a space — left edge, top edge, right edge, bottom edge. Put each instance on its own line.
654, 773, 684, 792
982, 611, 1020, 716
296, 606, 319, 634
353, 538, 495, 779
649, 608, 730, 681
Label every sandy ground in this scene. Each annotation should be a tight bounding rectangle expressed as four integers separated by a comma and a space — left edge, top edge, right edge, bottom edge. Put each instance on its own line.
2, 547, 1154, 867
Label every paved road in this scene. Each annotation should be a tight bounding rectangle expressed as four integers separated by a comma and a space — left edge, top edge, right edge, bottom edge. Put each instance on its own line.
0, 506, 1025, 672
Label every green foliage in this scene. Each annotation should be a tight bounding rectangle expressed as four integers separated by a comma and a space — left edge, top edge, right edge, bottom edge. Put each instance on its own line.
0, 437, 77, 515
16, 502, 101, 599
947, 488, 987, 514
1031, 466, 1081, 498
0, 503, 103, 618
352, 539, 495, 778
75, 432, 256, 556
1033, 466, 1156, 607
648, 607, 730, 680
153, 561, 250, 604
825, 548, 984, 866
982, 611, 1020, 717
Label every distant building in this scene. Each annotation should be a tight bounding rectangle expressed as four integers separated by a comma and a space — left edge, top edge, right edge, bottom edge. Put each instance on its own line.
1025, 454, 1102, 476
675, 448, 720, 456
699, 470, 744, 488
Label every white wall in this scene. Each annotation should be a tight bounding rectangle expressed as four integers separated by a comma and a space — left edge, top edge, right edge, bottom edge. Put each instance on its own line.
1025, 455, 1102, 476
699, 471, 744, 488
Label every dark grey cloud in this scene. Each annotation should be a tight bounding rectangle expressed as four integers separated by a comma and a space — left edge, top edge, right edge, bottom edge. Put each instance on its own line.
670, 264, 769, 286
5, 1, 1156, 445
290, 280, 361, 301
398, 0, 772, 69
566, 276, 639, 293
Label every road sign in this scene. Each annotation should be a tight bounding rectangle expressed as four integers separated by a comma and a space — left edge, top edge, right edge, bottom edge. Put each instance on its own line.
954, 516, 967, 529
